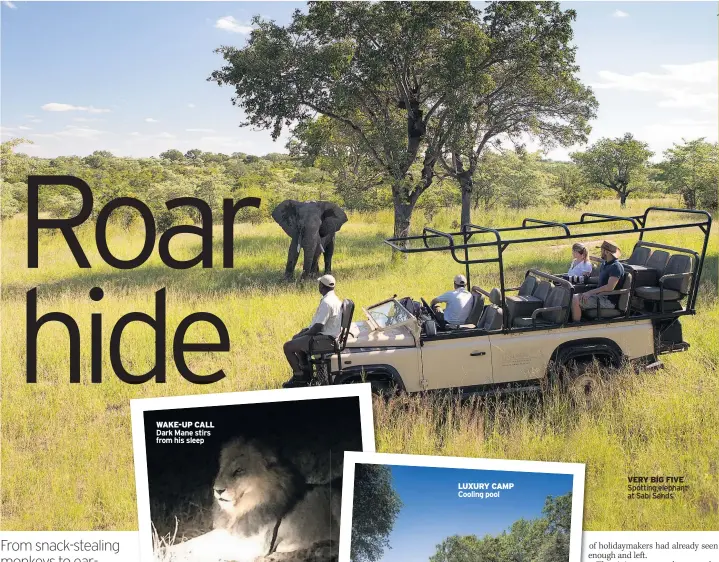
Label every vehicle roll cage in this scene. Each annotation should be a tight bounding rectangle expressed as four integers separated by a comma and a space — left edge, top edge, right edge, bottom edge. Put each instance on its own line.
385, 207, 712, 324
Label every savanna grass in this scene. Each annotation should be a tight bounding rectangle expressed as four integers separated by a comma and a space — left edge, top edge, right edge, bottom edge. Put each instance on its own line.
1, 198, 716, 530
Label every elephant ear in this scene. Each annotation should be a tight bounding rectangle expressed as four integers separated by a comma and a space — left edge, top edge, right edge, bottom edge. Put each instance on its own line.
271, 200, 301, 238
318, 202, 348, 237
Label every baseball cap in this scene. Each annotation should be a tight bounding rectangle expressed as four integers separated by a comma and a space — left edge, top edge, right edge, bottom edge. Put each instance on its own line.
454, 274, 467, 286
317, 274, 336, 288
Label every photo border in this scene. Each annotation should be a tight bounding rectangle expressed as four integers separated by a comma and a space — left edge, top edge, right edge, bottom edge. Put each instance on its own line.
131, 383, 375, 561
339, 451, 585, 562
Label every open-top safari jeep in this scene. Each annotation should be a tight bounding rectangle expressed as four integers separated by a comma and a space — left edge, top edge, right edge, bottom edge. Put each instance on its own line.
302, 207, 712, 396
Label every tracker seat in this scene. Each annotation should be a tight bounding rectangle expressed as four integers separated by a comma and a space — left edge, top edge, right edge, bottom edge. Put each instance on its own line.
308, 299, 355, 356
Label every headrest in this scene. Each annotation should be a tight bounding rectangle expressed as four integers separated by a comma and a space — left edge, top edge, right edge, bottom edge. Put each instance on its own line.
489, 288, 501, 306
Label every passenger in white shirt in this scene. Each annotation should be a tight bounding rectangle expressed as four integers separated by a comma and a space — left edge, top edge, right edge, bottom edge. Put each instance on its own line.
567, 242, 593, 280
430, 274, 474, 328
283, 274, 343, 383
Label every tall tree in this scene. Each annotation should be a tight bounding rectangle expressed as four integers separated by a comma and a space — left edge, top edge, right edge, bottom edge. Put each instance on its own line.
571, 133, 653, 206
210, 2, 592, 242
657, 138, 718, 210
439, 2, 597, 225
350, 464, 403, 562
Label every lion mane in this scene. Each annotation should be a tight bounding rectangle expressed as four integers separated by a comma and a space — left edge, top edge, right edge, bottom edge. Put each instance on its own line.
212, 437, 340, 559
212, 437, 305, 537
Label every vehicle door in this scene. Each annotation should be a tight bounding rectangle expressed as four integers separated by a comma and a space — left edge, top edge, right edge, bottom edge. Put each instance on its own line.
420, 331, 493, 390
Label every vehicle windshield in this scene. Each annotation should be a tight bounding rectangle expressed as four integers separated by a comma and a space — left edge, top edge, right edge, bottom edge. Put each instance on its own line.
366, 299, 414, 329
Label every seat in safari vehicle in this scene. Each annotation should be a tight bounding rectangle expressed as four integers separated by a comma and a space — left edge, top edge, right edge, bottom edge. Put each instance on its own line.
583, 272, 633, 320
624, 244, 652, 267
475, 288, 504, 331
506, 278, 551, 321
308, 298, 355, 358
634, 254, 693, 310
512, 285, 571, 328
624, 247, 670, 288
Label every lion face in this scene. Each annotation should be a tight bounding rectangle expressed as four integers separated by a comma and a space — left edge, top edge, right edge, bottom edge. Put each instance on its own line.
213, 437, 280, 518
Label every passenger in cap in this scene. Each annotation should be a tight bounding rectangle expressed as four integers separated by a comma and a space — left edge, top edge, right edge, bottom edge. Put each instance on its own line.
430, 274, 474, 328
283, 274, 343, 384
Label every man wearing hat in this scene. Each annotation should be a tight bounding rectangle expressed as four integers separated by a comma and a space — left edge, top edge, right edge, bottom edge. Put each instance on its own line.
571, 240, 625, 321
283, 274, 343, 385
430, 274, 474, 328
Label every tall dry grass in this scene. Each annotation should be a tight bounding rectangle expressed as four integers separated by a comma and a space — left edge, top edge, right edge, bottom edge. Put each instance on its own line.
1, 198, 716, 530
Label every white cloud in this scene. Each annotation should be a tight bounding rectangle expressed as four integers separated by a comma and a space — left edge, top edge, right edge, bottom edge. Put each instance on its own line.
2, 1, 17, 9
644, 119, 718, 147
592, 60, 718, 113
25, 114, 35, 118
145, 117, 159, 123
186, 128, 216, 133
187, 103, 196, 108
156, 132, 176, 139
32, 125, 106, 140
41, 102, 111, 113
29, 119, 42, 123
215, 16, 253, 34
612, 10, 629, 18
18, 126, 32, 130
73, 117, 103, 123
129, 132, 141, 136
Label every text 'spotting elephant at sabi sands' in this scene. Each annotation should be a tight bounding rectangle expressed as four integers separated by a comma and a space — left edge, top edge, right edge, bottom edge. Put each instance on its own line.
271, 200, 348, 280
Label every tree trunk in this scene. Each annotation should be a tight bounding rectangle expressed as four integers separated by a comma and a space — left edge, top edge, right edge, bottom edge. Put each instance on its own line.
459, 174, 473, 226
619, 190, 628, 207
393, 199, 416, 243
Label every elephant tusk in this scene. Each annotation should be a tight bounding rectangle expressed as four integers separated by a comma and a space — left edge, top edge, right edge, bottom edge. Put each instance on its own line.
319, 243, 325, 252
297, 241, 301, 253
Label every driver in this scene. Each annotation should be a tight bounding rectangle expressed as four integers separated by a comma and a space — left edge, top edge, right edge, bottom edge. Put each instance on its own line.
282, 274, 343, 386
430, 274, 473, 328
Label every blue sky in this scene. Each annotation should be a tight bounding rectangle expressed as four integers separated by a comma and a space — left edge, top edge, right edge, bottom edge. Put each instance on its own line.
1, 2, 717, 160
370, 464, 574, 562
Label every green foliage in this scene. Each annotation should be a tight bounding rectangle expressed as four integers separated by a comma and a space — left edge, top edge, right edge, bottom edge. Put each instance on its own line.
439, 2, 598, 223
657, 138, 718, 210
430, 493, 572, 562
350, 464, 403, 562
571, 133, 653, 206
551, 163, 591, 208
159, 149, 185, 162
210, 1, 596, 237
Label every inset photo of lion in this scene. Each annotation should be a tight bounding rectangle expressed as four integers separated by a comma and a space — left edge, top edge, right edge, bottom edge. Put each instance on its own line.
131, 385, 375, 562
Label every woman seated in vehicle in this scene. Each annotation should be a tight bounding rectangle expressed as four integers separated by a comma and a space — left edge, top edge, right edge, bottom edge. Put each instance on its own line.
565, 242, 593, 282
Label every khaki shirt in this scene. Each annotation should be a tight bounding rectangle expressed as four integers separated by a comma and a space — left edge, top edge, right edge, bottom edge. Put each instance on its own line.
310, 290, 343, 338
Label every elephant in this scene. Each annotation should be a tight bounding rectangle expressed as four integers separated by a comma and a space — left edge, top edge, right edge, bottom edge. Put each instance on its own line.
271, 200, 348, 280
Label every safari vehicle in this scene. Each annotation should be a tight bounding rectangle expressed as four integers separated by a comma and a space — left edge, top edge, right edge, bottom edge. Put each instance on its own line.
305, 207, 712, 395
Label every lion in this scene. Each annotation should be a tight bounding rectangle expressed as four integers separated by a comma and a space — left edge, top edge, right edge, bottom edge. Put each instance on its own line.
212, 437, 341, 561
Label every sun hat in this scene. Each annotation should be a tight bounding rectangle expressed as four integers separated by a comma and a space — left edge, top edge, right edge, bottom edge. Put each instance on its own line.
598, 240, 621, 259
317, 274, 336, 288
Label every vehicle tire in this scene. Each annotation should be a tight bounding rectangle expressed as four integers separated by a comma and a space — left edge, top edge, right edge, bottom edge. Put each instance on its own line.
369, 377, 398, 398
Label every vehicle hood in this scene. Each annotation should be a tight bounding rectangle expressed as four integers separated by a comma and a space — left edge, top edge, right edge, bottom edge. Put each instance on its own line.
345, 321, 417, 348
